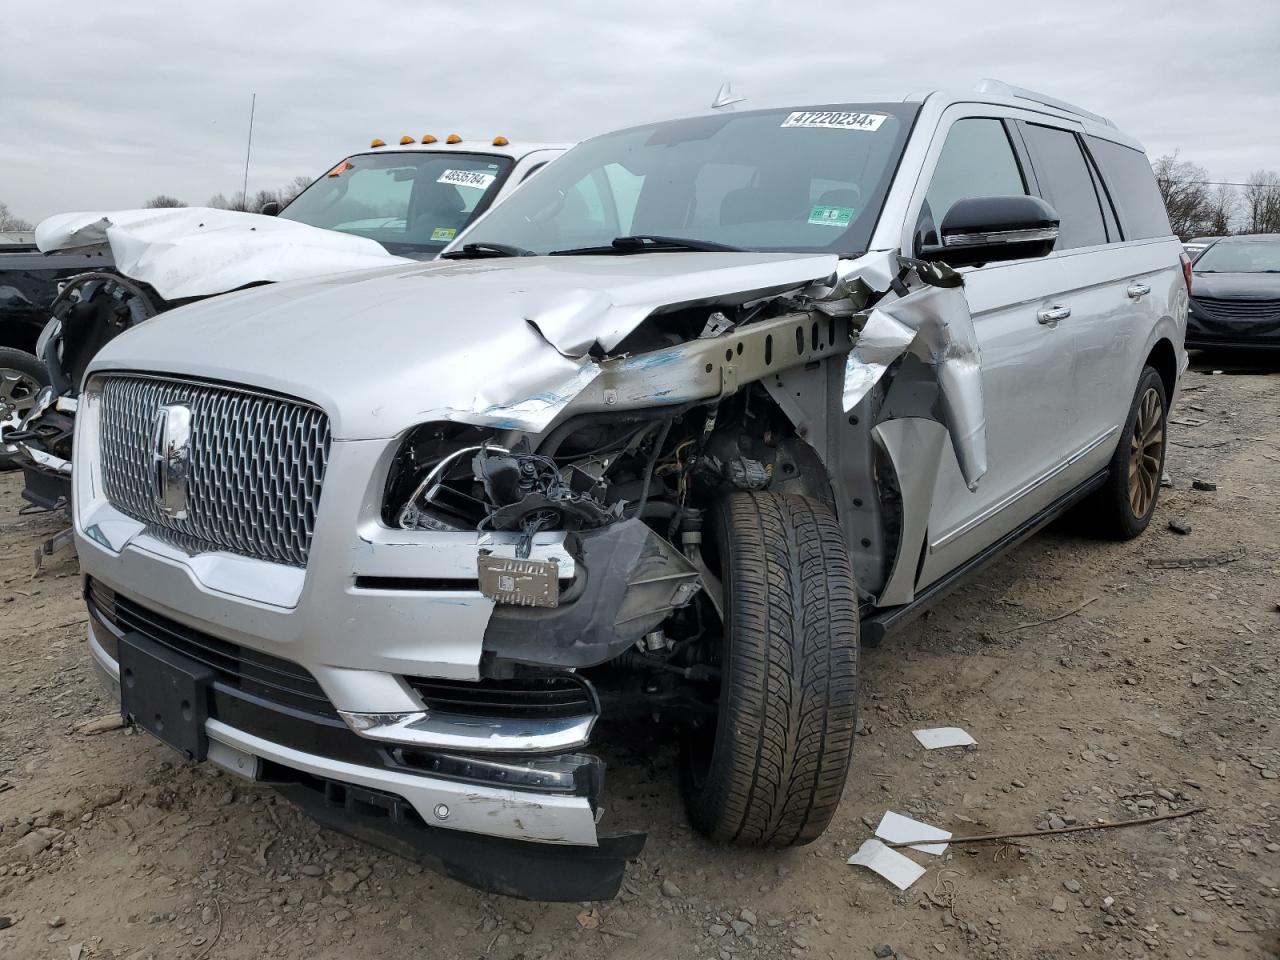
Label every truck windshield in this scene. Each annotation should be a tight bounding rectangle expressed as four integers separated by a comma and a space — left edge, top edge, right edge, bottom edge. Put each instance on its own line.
458, 104, 916, 257
280, 151, 514, 258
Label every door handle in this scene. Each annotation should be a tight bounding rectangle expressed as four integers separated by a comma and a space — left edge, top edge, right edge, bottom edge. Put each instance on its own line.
1126, 282, 1151, 300
1037, 305, 1071, 325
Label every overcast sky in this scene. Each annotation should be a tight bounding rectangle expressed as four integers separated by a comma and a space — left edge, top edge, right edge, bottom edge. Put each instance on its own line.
3, 0, 1278, 223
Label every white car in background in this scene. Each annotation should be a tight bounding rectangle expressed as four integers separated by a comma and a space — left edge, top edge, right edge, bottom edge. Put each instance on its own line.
269, 133, 570, 259
5, 134, 571, 510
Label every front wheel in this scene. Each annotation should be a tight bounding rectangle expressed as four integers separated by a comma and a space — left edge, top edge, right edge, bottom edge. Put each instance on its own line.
681, 492, 859, 847
1085, 365, 1168, 540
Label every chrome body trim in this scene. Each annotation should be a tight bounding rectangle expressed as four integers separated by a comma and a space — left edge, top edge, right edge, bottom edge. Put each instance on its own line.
931, 426, 1118, 551
943, 226, 1059, 248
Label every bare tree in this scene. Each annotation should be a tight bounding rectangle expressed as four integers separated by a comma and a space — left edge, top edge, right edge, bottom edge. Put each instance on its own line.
280, 175, 313, 206
251, 189, 279, 213
208, 191, 249, 212
1204, 183, 1235, 237
1242, 170, 1280, 234
0, 200, 34, 232
144, 195, 187, 208
1152, 153, 1212, 239
207, 176, 312, 214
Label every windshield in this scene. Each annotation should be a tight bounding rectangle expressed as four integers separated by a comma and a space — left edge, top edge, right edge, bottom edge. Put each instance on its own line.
458, 104, 916, 257
280, 151, 514, 257
1194, 238, 1280, 273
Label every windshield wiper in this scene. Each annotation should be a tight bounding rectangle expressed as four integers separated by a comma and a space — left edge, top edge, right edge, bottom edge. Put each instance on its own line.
548, 235, 746, 256
440, 242, 536, 260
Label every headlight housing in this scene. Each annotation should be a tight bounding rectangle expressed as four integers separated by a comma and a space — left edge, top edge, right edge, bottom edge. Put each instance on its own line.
383, 422, 497, 530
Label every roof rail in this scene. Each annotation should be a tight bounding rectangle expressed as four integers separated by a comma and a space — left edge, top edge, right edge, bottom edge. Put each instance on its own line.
974, 79, 1116, 128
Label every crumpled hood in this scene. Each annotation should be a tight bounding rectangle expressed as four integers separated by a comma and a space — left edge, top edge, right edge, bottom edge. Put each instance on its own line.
35, 207, 412, 301
88, 251, 836, 440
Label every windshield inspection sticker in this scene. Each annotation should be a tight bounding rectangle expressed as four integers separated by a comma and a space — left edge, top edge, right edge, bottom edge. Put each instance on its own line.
430, 226, 457, 242
782, 110, 889, 132
438, 169, 497, 190
809, 205, 854, 227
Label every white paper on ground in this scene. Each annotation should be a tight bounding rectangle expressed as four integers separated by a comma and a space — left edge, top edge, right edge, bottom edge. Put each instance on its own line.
875, 810, 952, 856
847, 838, 926, 891
913, 727, 976, 749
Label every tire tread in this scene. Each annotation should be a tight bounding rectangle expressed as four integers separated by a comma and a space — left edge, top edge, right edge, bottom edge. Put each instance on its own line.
686, 492, 858, 847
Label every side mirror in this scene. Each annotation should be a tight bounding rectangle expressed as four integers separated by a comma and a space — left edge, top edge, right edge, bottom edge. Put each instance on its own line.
259, 200, 280, 217
922, 195, 1059, 268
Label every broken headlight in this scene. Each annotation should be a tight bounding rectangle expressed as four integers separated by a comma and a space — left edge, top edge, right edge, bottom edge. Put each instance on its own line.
386, 423, 625, 537
384, 422, 496, 531
472, 445, 621, 537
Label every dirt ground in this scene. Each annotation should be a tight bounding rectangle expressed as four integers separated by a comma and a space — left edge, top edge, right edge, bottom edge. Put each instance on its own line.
1, 354, 1277, 960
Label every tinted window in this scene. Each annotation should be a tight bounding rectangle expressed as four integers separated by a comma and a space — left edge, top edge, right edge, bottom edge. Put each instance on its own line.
923, 118, 1027, 238
1087, 137, 1173, 240
1021, 124, 1107, 249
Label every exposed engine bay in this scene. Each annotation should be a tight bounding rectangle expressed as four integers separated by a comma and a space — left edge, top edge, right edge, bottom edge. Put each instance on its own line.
377, 250, 982, 726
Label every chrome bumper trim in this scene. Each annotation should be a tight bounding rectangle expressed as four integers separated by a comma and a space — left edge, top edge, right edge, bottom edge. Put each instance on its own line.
205, 719, 599, 846
85, 623, 598, 846
340, 708, 596, 754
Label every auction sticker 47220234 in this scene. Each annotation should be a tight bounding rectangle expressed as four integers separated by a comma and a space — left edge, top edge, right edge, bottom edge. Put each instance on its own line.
781, 110, 889, 132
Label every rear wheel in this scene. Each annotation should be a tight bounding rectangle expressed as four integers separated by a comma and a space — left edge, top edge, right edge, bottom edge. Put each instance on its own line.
1085, 365, 1168, 540
681, 492, 858, 846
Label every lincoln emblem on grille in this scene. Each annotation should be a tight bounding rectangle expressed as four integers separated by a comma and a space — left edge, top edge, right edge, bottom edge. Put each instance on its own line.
150, 403, 192, 520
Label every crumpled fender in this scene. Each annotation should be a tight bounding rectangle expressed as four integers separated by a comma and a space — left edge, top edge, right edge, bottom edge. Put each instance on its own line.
836, 254, 988, 490
35, 207, 412, 301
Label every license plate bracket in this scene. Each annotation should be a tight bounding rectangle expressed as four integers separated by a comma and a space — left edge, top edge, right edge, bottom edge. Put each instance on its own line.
477, 554, 560, 608
118, 631, 213, 763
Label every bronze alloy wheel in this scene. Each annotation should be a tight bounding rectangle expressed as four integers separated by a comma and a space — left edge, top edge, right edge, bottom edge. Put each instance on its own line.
1128, 386, 1164, 518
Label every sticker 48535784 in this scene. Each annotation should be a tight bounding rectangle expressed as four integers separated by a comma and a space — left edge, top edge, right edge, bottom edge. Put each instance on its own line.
438, 169, 497, 189
781, 110, 889, 132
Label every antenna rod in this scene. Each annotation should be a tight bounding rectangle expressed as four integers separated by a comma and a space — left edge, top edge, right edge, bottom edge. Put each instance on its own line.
241, 93, 257, 211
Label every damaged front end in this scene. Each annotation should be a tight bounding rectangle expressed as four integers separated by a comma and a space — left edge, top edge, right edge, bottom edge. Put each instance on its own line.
352, 251, 985, 895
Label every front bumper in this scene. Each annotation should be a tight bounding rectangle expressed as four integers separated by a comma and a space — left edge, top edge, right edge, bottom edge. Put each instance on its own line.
1186, 307, 1280, 348
86, 599, 645, 899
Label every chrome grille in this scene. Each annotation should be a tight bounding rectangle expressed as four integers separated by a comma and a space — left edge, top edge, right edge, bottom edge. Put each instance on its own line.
98, 375, 331, 567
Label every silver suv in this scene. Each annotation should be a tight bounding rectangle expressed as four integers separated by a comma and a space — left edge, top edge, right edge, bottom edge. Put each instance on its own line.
73, 81, 1187, 901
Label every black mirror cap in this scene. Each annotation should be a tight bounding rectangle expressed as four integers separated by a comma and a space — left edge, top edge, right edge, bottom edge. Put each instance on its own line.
922, 195, 1060, 268
259, 200, 281, 217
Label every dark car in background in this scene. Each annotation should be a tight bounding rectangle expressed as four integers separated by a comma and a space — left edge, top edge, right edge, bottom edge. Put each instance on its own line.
1187, 234, 1280, 350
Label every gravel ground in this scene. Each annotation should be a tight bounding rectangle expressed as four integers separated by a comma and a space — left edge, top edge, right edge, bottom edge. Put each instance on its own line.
1, 354, 1277, 960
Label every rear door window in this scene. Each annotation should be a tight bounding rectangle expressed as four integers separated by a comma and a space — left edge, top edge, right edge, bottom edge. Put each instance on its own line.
1020, 124, 1107, 250
1087, 137, 1173, 240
